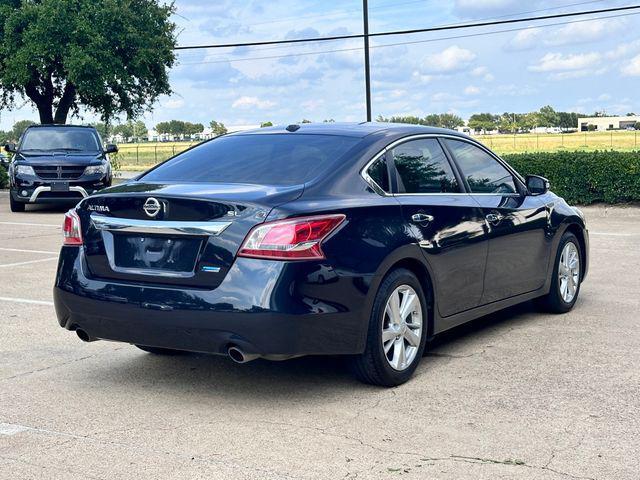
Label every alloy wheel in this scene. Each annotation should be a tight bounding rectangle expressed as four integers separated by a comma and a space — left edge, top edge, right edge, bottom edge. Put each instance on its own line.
382, 285, 423, 371
558, 242, 580, 303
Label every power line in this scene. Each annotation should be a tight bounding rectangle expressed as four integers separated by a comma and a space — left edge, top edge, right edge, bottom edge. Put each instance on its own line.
174, 5, 640, 51
175, 0, 610, 59
177, 11, 639, 65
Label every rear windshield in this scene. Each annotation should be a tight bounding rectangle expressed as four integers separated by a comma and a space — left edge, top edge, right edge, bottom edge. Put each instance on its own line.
140, 134, 360, 185
20, 128, 100, 152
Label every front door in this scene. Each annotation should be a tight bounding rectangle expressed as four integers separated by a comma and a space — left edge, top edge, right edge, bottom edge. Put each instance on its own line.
388, 137, 488, 318
443, 138, 551, 303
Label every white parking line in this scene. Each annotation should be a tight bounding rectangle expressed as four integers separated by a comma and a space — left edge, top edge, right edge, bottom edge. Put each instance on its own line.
0, 257, 58, 268
0, 221, 59, 228
0, 423, 30, 436
0, 247, 58, 255
0, 296, 54, 306
590, 232, 640, 237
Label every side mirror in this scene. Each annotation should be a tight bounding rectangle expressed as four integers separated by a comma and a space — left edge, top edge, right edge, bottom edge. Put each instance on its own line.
526, 175, 550, 196
105, 144, 118, 154
4, 143, 17, 153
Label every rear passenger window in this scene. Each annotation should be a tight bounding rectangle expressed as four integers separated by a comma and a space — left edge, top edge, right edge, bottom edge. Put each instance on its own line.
366, 156, 389, 192
445, 139, 517, 194
391, 139, 459, 194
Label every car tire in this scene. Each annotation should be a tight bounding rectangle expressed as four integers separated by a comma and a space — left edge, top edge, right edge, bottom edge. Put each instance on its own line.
135, 345, 187, 355
350, 268, 428, 387
9, 194, 26, 213
537, 232, 582, 313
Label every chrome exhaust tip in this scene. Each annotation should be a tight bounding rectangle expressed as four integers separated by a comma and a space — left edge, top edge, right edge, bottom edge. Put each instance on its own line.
228, 346, 259, 364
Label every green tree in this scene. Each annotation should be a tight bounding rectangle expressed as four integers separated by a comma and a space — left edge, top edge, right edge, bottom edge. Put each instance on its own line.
260, 121, 273, 128
155, 121, 172, 135
498, 113, 518, 133
635, 122, 640, 130
468, 113, 497, 132
92, 122, 109, 140
183, 122, 204, 136
537, 105, 559, 127
557, 112, 578, 131
10, 120, 36, 141
113, 120, 148, 141
0, 0, 176, 124
438, 113, 464, 129
210, 120, 227, 136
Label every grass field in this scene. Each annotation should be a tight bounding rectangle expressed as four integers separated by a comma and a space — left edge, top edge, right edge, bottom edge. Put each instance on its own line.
115, 131, 640, 171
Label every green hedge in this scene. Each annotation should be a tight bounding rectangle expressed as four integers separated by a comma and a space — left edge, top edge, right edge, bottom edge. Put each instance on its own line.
0, 165, 7, 189
503, 150, 640, 205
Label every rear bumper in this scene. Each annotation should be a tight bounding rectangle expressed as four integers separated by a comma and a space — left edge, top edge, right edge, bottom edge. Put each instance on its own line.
54, 246, 373, 357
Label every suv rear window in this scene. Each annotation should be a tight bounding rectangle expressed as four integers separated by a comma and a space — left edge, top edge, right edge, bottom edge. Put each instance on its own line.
20, 128, 100, 152
140, 134, 360, 185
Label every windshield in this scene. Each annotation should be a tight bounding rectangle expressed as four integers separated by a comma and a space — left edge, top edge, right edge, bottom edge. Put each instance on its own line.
140, 134, 361, 185
20, 128, 101, 152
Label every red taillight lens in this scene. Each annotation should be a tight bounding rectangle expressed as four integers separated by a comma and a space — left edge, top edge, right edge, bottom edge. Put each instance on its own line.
63, 209, 83, 246
238, 214, 346, 260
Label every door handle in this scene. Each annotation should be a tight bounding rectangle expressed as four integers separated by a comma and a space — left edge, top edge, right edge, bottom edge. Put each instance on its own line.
411, 213, 434, 223
485, 213, 503, 224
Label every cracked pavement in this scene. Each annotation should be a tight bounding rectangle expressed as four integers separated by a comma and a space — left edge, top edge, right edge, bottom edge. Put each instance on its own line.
0, 195, 639, 479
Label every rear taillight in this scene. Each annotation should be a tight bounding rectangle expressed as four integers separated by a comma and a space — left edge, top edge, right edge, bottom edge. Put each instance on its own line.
238, 214, 346, 260
63, 209, 83, 246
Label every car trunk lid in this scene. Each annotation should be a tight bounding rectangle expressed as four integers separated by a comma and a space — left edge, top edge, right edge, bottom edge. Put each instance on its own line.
77, 182, 304, 288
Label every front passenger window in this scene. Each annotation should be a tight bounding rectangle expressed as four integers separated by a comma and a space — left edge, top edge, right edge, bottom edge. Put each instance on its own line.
445, 139, 517, 194
391, 139, 459, 194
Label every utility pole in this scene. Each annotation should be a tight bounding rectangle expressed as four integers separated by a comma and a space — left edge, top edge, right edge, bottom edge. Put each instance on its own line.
363, 0, 372, 122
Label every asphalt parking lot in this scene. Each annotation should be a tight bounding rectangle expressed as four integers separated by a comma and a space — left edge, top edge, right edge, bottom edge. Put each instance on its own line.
0, 192, 639, 480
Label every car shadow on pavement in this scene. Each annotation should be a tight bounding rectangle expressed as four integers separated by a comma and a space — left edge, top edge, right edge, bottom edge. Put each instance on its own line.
80, 301, 542, 399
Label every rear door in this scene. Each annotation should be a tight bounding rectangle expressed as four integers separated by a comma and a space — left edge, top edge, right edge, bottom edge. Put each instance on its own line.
443, 138, 550, 303
388, 137, 489, 317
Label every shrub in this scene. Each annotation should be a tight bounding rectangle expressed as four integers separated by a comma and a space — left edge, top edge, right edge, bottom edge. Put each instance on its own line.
503, 150, 640, 204
0, 164, 7, 189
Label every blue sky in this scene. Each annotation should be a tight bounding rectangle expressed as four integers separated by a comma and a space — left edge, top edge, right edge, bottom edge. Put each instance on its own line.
2, 0, 640, 130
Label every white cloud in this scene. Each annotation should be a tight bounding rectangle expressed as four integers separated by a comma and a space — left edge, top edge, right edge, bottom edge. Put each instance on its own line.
528, 52, 601, 72
547, 19, 626, 46
454, 0, 519, 16
464, 85, 481, 95
471, 66, 494, 82
424, 46, 476, 73
231, 96, 277, 110
508, 28, 542, 50
598, 93, 612, 101
621, 54, 640, 76
164, 98, 185, 109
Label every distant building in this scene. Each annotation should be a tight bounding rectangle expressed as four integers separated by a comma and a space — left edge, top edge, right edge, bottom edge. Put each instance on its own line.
578, 115, 640, 131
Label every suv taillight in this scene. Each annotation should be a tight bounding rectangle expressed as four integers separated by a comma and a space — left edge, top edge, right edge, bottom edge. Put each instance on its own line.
63, 209, 83, 246
238, 214, 346, 260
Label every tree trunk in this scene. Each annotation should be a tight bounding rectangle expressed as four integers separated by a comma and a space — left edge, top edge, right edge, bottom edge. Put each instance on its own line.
24, 82, 54, 124
53, 83, 77, 124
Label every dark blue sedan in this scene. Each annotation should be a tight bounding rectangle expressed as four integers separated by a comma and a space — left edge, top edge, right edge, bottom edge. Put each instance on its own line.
54, 123, 588, 386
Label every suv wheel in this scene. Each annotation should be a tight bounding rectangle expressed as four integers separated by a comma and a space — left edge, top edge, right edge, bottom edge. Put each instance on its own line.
537, 232, 582, 313
350, 268, 428, 387
10, 194, 26, 213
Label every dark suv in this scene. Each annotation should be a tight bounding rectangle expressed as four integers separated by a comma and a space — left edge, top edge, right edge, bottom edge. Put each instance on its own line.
6, 124, 117, 212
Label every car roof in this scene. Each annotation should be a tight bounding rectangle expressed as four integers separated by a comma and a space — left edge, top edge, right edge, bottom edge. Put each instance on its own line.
25, 124, 97, 130
229, 122, 469, 139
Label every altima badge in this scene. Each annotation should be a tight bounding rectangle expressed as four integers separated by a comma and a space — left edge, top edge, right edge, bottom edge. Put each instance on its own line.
143, 197, 162, 218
